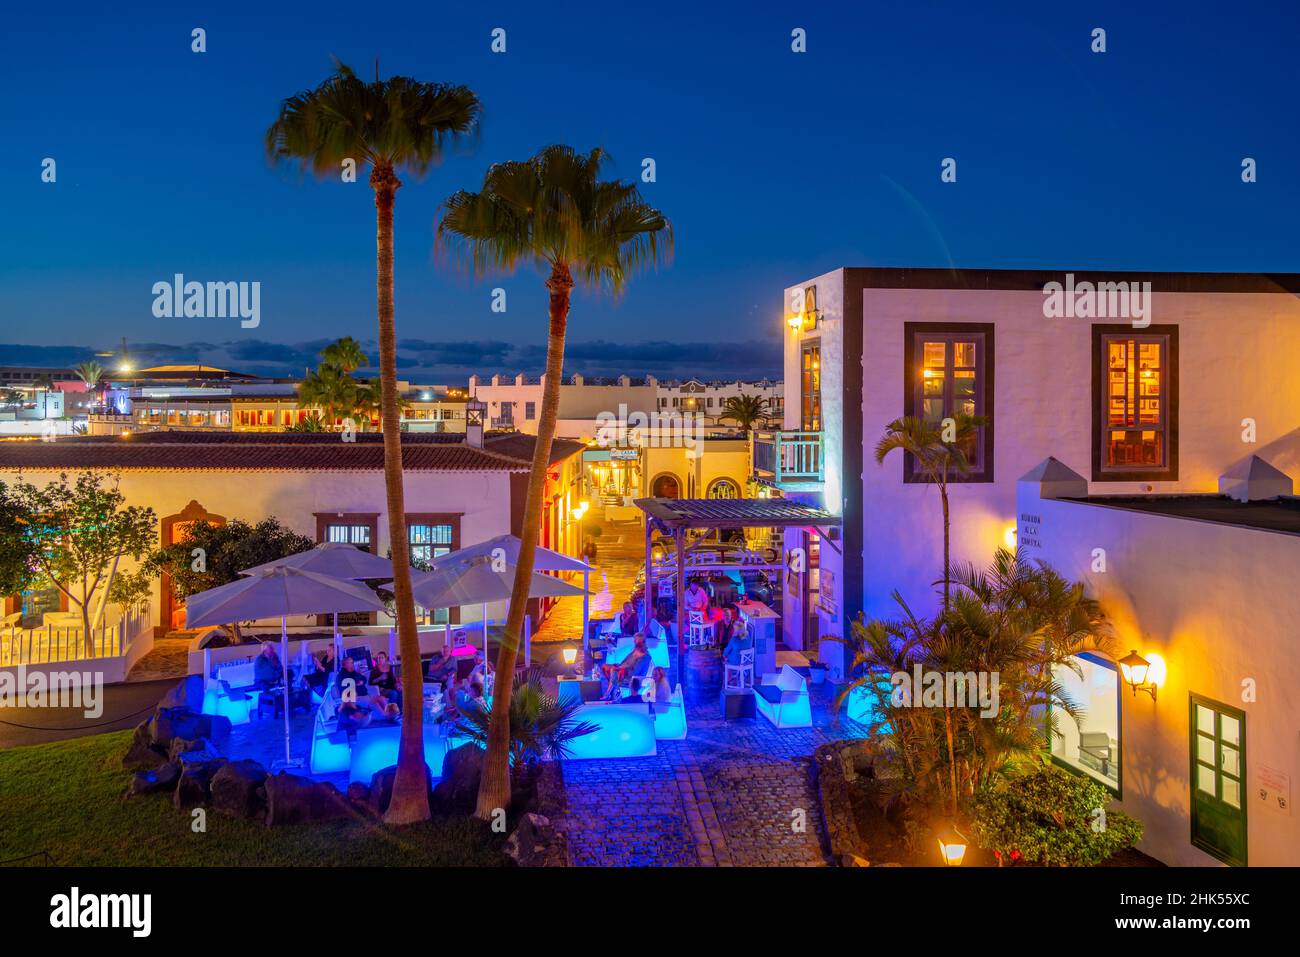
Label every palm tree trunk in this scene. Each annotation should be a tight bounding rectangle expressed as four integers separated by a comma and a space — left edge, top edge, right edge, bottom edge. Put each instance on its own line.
369, 166, 429, 825
474, 262, 573, 820
939, 476, 951, 613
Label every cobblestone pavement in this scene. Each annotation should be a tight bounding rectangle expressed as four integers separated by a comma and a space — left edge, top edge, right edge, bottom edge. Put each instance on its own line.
551, 681, 865, 867
126, 634, 194, 682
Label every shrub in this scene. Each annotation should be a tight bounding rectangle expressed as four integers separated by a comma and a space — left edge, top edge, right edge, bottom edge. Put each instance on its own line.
970, 766, 1143, 866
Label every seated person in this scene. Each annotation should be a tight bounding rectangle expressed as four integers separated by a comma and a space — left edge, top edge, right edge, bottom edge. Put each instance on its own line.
456, 679, 487, 715
621, 677, 647, 703
425, 650, 456, 685
684, 578, 711, 616
334, 655, 369, 701
304, 647, 336, 695
618, 637, 652, 680
651, 667, 672, 704
617, 601, 639, 636
369, 651, 402, 708
253, 642, 283, 690
599, 664, 624, 701
723, 613, 753, 665
468, 649, 493, 688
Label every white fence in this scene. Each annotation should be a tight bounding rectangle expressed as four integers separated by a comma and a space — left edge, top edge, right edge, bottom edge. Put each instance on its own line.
0, 604, 153, 671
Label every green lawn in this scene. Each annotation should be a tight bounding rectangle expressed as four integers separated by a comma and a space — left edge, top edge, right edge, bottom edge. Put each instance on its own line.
0, 731, 506, 867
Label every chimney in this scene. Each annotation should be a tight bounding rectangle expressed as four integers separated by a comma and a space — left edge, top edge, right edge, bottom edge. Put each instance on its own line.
465, 398, 487, 448
1218, 455, 1294, 502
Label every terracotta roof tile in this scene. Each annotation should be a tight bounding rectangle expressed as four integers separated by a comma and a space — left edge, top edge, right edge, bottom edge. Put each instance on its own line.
0, 431, 585, 473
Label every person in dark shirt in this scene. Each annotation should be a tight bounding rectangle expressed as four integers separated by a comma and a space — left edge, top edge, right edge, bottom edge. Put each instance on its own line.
253, 643, 282, 690
305, 647, 335, 695
369, 651, 402, 709
335, 656, 369, 700
621, 677, 647, 703
618, 601, 639, 636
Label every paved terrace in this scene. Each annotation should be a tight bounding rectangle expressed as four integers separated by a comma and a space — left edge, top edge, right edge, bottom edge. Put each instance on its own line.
548, 680, 866, 867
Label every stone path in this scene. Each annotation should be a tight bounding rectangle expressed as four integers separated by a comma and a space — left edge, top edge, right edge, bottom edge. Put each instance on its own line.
126, 634, 193, 682
549, 682, 861, 867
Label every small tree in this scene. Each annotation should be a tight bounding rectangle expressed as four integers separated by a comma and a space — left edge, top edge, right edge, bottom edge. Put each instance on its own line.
146, 517, 315, 641
0, 481, 40, 597
11, 472, 155, 656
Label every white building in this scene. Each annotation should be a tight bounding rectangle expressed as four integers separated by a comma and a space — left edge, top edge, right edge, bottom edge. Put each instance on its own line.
655, 378, 783, 427
468, 373, 658, 440
757, 265, 1300, 867
0, 430, 586, 636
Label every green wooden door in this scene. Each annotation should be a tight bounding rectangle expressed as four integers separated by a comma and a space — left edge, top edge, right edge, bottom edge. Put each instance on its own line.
1190, 695, 1247, 866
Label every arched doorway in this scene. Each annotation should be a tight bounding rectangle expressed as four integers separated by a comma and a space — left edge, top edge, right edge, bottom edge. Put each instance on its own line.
160, 500, 225, 631
650, 473, 681, 498
706, 477, 741, 499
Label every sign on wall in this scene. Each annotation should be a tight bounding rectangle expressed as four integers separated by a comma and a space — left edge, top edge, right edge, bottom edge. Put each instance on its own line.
819, 568, 838, 622
1257, 764, 1291, 815
1018, 511, 1042, 550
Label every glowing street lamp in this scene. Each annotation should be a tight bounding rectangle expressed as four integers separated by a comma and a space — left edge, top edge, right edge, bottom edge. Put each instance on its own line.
562, 646, 578, 666
937, 825, 968, 866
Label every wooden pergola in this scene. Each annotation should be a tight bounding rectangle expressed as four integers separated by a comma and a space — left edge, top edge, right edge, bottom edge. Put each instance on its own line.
633, 497, 841, 686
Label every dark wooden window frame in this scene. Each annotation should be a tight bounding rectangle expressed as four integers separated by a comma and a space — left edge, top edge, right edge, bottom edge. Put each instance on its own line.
406, 512, 462, 624
800, 338, 822, 433
902, 322, 995, 484
313, 512, 380, 551
1091, 324, 1179, 482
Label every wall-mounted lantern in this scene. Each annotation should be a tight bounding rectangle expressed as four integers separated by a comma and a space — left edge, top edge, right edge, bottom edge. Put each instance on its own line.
1118, 649, 1158, 702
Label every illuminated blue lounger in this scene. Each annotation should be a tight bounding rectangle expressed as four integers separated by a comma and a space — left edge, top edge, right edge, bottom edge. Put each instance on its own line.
567, 701, 658, 759
844, 681, 891, 729
754, 665, 812, 729
201, 660, 259, 725
650, 684, 687, 740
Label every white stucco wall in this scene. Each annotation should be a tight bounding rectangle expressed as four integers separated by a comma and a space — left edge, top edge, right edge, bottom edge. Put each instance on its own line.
1, 468, 520, 628
1018, 479, 1300, 867
858, 288, 1300, 621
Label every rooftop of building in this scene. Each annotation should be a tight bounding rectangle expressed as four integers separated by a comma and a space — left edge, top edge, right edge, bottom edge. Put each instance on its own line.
0, 430, 585, 473
837, 266, 1300, 294
1063, 494, 1300, 537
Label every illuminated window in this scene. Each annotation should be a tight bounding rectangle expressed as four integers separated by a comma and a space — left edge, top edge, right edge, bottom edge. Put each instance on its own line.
1093, 326, 1177, 480
800, 341, 821, 432
904, 323, 994, 482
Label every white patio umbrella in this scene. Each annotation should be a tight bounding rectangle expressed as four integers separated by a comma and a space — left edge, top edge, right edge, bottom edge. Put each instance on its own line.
382, 557, 588, 665
240, 542, 396, 668
420, 534, 593, 662
185, 566, 387, 768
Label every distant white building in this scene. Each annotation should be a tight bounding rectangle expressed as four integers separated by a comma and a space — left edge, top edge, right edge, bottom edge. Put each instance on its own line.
467, 373, 658, 440
656, 378, 783, 427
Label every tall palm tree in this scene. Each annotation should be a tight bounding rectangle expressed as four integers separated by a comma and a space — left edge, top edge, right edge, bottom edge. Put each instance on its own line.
321, 336, 369, 374
720, 393, 769, 433
437, 145, 671, 819
75, 360, 105, 391
267, 61, 481, 825
874, 414, 986, 612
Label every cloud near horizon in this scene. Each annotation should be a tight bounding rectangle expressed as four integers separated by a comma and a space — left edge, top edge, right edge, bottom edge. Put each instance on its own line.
0, 337, 782, 383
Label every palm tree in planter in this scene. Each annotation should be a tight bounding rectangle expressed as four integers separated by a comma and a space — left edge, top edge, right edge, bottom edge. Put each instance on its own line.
874, 414, 986, 612
437, 145, 671, 820
452, 668, 599, 770
720, 393, 769, 434
267, 62, 481, 825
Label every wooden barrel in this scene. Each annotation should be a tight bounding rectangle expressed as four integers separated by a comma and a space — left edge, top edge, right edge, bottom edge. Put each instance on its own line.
685, 646, 723, 700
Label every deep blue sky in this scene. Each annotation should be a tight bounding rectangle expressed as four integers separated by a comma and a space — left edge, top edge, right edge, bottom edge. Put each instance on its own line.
2, 0, 1298, 380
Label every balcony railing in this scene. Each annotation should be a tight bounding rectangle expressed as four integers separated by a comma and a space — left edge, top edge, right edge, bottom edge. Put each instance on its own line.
753, 430, 823, 484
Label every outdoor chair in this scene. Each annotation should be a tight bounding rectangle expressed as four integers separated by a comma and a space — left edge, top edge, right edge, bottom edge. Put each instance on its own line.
754, 665, 812, 729
687, 611, 710, 648
1078, 732, 1113, 777
724, 647, 755, 691
650, 683, 688, 740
